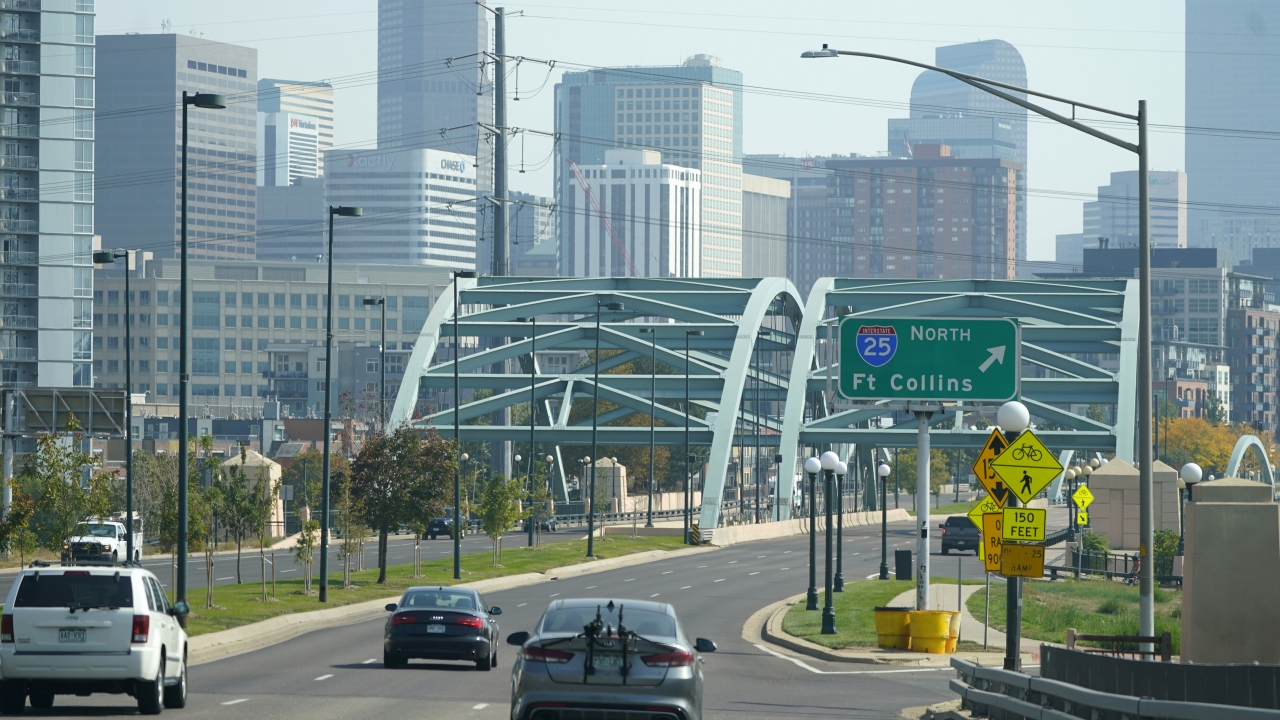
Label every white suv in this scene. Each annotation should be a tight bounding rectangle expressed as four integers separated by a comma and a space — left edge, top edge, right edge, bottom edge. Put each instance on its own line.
0, 566, 189, 715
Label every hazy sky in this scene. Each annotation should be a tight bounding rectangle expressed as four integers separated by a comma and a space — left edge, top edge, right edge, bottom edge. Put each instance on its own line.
99, 1, 1186, 262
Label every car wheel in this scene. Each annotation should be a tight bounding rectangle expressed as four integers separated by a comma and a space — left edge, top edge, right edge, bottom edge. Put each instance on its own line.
28, 690, 52, 710
163, 655, 187, 709
941, 546, 950, 555
112, 550, 119, 565
0, 681, 24, 716
476, 650, 492, 671
430, 534, 437, 540
137, 658, 164, 715
383, 649, 405, 669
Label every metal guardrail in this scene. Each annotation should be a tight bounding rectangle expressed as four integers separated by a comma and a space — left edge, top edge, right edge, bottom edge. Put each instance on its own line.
950, 656, 1280, 720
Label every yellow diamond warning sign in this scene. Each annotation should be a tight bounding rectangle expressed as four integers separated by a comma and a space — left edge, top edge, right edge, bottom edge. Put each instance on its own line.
1072, 484, 1094, 511
971, 429, 1011, 507
990, 429, 1063, 505
967, 495, 1002, 528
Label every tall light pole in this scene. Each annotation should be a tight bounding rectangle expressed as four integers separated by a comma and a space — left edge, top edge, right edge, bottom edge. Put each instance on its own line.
362, 297, 386, 428
639, 327, 658, 528
834, 460, 847, 591
820, 451, 839, 633
804, 43, 1155, 660
516, 316, 537, 547
589, 300, 625, 557
320, 205, 362, 603
878, 461, 892, 579
997, 400, 1030, 671
803, 456, 821, 610
684, 329, 705, 544
178, 91, 226, 622
451, 270, 477, 579
93, 250, 134, 564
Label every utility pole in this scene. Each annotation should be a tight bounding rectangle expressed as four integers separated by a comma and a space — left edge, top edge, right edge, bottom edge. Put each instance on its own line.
488, 5, 513, 485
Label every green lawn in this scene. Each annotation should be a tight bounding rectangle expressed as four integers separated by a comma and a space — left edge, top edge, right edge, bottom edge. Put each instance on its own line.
966, 578, 1182, 654
781, 578, 983, 650
908, 499, 978, 517
182, 535, 688, 637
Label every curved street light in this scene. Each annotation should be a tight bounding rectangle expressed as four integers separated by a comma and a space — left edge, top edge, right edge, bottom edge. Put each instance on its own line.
877, 462, 892, 579
803, 456, 821, 611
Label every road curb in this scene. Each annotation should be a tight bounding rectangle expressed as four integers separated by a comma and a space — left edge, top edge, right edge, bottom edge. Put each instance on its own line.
188, 544, 718, 666
754, 592, 1025, 667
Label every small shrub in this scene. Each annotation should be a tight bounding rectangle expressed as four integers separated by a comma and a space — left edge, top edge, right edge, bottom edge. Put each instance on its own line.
1170, 605, 1181, 619
1081, 532, 1110, 553
1153, 587, 1170, 603
1097, 598, 1124, 615
1153, 530, 1179, 560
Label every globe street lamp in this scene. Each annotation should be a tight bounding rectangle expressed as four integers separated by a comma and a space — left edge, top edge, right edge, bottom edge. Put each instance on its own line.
320, 205, 362, 603
878, 462, 892, 579
997, 400, 1030, 672
1179, 462, 1202, 555
834, 460, 848, 592
819, 451, 839, 634
803, 456, 821, 611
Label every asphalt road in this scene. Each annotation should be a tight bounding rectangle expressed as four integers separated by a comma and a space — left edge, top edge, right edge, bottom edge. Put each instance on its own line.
28, 505, 1071, 719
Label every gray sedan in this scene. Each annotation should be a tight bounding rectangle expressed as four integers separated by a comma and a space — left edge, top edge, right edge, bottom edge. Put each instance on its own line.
506, 598, 716, 720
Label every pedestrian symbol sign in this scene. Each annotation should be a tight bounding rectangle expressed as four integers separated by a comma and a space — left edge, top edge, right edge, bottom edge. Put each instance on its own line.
971, 429, 1011, 507
990, 429, 1063, 504
967, 495, 1002, 527
1072, 484, 1094, 511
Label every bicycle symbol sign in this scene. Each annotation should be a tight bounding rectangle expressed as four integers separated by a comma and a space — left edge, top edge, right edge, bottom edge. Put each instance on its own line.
989, 428, 1063, 505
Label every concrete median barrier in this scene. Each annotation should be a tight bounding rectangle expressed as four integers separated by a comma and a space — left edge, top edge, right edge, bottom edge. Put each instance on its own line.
708, 509, 912, 546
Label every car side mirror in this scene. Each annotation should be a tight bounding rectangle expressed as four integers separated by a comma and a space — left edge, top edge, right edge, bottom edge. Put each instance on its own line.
169, 600, 190, 617
385, 603, 398, 612
694, 638, 716, 653
489, 606, 502, 616
938, 524, 946, 529
506, 631, 530, 646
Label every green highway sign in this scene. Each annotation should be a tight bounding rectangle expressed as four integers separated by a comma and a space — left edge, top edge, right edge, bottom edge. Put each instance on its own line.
838, 317, 1020, 402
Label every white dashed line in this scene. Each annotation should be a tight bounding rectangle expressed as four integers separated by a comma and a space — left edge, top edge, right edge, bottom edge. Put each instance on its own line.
314, 674, 333, 681
280, 569, 298, 573
728, 561, 737, 564
216, 577, 233, 581
749, 572, 760, 576
851, 552, 860, 556
680, 586, 691, 590
781, 568, 790, 571
549, 593, 560, 597
784, 551, 792, 554
697, 565, 707, 568
650, 593, 660, 598
662, 571, 672, 574
473, 704, 490, 710
361, 659, 376, 664
757, 555, 767, 558
585, 586, 596, 589
714, 579, 725, 583
624, 579, 635, 582
221, 699, 248, 706
517, 603, 527, 607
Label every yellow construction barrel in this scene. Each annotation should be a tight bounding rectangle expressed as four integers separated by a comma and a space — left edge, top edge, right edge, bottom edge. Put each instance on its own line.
873, 607, 912, 650
908, 610, 953, 654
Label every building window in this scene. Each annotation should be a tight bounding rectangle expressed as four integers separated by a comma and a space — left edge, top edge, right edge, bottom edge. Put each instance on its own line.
75, 46, 94, 75
306, 317, 317, 329
74, 77, 94, 108
290, 316, 301, 329
74, 141, 93, 170
354, 318, 365, 331
338, 317, 349, 330
223, 338, 236, 351
306, 294, 318, 309
290, 293, 301, 309
74, 109, 93, 139
339, 295, 350, 310
73, 363, 91, 387
192, 385, 219, 397
274, 316, 284, 328
224, 361, 236, 374
192, 337, 219, 375
75, 14, 94, 44
366, 359, 380, 373
107, 360, 118, 373
73, 331, 91, 360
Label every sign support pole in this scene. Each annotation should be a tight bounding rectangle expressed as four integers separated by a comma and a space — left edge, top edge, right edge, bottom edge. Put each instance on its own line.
915, 410, 932, 611
1003, 436, 1022, 671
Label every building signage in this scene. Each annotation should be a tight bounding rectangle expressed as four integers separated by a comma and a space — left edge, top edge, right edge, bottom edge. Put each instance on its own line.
347, 153, 397, 170
440, 158, 468, 174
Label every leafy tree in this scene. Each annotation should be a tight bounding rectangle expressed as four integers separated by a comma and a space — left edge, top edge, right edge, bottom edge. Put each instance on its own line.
215, 460, 253, 583
0, 489, 35, 562
237, 447, 281, 602
195, 478, 223, 608
1081, 532, 1110, 553
894, 447, 951, 500
294, 519, 320, 594
1086, 404, 1108, 424
20, 415, 113, 554
351, 426, 452, 583
1203, 392, 1227, 426
1153, 529, 1180, 560
478, 473, 523, 566
279, 449, 347, 524
334, 471, 365, 588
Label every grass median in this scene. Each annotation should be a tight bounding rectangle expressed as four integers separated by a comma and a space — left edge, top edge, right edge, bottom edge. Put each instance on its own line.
966, 577, 1182, 654
907, 499, 978, 517
182, 535, 688, 637
781, 578, 983, 650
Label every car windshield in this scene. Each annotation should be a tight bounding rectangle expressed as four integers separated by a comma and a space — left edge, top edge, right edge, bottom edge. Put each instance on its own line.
73, 523, 117, 538
401, 590, 476, 610
14, 574, 133, 609
541, 606, 677, 638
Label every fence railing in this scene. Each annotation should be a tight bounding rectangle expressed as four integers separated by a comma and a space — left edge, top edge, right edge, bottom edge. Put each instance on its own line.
1066, 628, 1171, 662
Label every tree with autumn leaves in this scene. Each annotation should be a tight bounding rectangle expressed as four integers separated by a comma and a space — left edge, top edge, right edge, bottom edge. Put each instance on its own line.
1158, 416, 1276, 477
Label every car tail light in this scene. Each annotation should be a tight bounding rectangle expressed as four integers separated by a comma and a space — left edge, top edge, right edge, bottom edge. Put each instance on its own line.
1, 614, 12, 643
523, 645, 574, 664
391, 613, 416, 626
455, 616, 483, 629
939, 529, 946, 535
640, 651, 694, 667
131, 615, 149, 644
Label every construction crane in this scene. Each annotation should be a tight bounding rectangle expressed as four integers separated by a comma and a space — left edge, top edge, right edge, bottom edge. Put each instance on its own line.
566, 158, 639, 277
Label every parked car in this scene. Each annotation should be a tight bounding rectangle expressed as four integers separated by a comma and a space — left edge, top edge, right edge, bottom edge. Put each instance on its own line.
427, 518, 464, 540
0, 566, 189, 715
940, 515, 981, 555
523, 518, 558, 533
382, 586, 500, 670
506, 598, 715, 720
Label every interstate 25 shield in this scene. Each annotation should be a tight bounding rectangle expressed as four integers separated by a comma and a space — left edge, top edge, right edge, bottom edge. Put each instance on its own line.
855, 325, 897, 367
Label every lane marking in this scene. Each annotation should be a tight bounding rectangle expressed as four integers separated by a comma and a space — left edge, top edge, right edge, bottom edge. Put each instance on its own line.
749, 571, 760, 576
221, 699, 248, 706
585, 586, 596, 589
624, 578, 635, 582
315, 674, 333, 681
780, 568, 789, 571
549, 593, 560, 597
757, 555, 767, 558
216, 577, 234, 581
650, 593, 660, 598
680, 586, 691, 590
714, 579, 725, 583
865, 573, 879, 579
851, 552, 860, 556
728, 561, 738, 564
281, 569, 298, 573
662, 571, 673, 574
784, 551, 792, 554
472, 704, 490, 710
753, 644, 959, 675
517, 603, 527, 607
361, 659, 376, 664
697, 565, 707, 568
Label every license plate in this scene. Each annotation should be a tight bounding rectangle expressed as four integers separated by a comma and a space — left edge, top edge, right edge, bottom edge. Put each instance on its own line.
58, 629, 86, 643
591, 653, 623, 671
426, 624, 446, 634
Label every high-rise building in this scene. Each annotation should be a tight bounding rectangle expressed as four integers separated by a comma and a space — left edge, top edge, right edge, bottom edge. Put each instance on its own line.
377, 0, 492, 270
555, 55, 743, 277
324, 147, 477, 269
0, 0, 96, 388
742, 154, 841, 297
1055, 233, 1084, 270
97, 35, 258, 261
827, 145, 1022, 281
561, 149, 701, 278
508, 191, 557, 276
886, 40, 1028, 266
255, 178, 325, 262
1084, 170, 1187, 249
1186, 2, 1280, 247
257, 78, 334, 159
257, 112, 320, 186
741, 174, 789, 278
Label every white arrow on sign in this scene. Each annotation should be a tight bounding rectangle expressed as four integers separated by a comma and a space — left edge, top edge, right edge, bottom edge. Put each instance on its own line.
978, 346, 1006, 373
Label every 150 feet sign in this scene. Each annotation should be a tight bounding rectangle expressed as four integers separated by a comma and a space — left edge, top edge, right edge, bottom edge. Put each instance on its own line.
839, 317, 1020, 402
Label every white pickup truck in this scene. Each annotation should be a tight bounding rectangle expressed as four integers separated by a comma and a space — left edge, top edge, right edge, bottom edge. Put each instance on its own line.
61, 518, 143, 566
